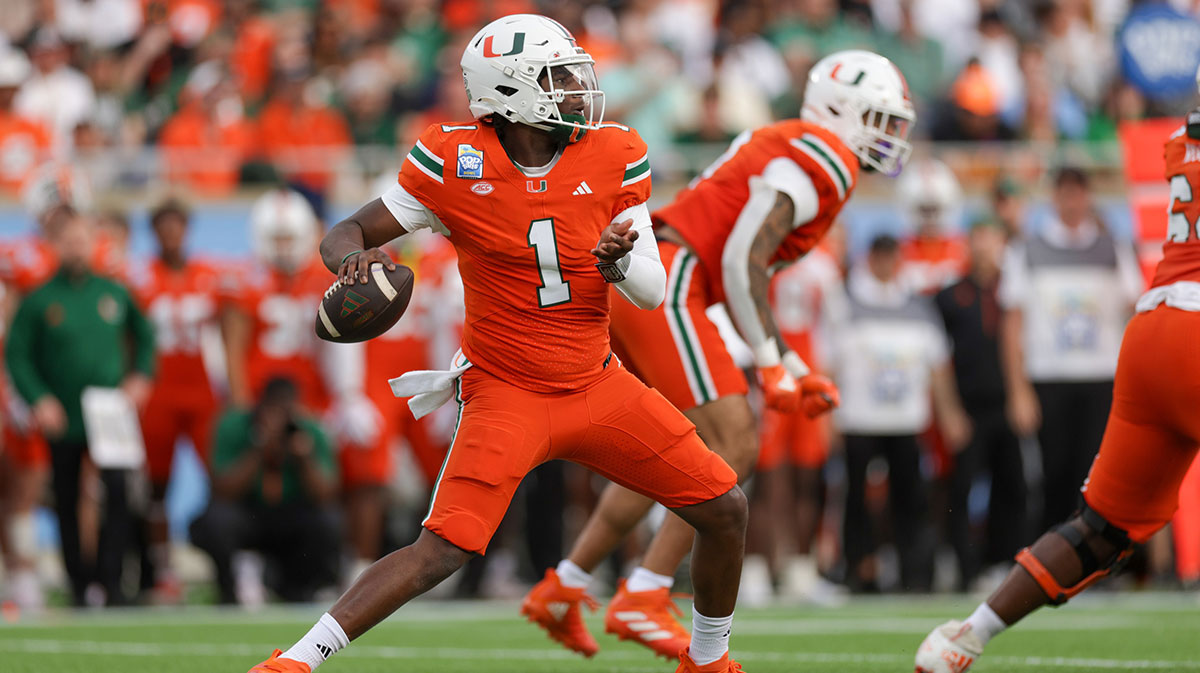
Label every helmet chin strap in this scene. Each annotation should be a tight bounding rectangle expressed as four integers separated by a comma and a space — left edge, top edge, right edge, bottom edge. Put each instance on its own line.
547, 113, 589, 144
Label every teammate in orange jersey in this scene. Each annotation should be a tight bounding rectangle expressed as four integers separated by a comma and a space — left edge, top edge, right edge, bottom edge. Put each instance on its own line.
345, 231, 459, 578
916, 78, 1200, 673
524, 49, 915, 659
247, 15, 747, 673
222, 189, 351, 413
126, 199, 221, 599
897, 157, 967, 295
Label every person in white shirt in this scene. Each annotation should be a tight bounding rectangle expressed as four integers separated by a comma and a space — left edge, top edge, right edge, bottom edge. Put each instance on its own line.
999, 167, 1143, 533
827, 234, 969, 592
14, 29, 96, 152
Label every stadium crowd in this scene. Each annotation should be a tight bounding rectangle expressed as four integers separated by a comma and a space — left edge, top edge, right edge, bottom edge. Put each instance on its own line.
0, 0, 1195, 200
1, 0, 1198, 610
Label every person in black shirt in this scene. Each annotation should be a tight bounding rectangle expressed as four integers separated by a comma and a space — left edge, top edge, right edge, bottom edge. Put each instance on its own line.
935, 219, 1027, 590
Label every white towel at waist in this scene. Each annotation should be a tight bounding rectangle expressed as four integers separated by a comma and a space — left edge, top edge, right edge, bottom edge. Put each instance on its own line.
389, 349, 472, 419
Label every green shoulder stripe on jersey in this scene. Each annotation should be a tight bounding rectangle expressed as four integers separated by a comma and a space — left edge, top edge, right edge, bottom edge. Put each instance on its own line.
441, 124, 478, 132
791, 135, 849, 200
622, 155, 651, 186
408, 140, 444, 184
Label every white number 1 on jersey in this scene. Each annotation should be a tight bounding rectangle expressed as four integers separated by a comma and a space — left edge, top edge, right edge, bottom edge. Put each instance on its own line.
528, 218, 571, 307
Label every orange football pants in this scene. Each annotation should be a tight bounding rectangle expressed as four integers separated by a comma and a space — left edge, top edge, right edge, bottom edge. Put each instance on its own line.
423, 362, 738, 554
1081, 306, 1200, 543
344, 373, 448, 489
141, 385, 216, 485
758, 333, 829, 471
1172, 456, 1200, 581
609, 242, 747, 411
2, 425, 49, 469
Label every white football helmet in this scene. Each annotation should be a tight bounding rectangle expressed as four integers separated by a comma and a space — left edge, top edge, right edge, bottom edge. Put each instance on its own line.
897, 158, 962, 235
802, 50, 916, 176
22, 162, 93, 222
460, 14, 604, 142
250, 189, 318, 273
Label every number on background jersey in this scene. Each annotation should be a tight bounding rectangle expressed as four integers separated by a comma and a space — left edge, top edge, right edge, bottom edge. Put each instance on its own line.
148, 294, 213, 353
259, 295, 316, 357
1169, 175, 1196, 242
527, 218, 571, 307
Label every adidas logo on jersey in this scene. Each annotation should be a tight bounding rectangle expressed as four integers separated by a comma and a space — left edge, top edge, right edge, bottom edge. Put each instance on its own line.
572, 181, 593, 195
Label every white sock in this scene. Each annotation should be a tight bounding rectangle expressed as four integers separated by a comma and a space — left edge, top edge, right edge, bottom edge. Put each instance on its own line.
964, 603, 1007, 645
626, 566, 675, 593
282, 613, 350, 670
555, 559, 593, 589
688, 606, 733, 666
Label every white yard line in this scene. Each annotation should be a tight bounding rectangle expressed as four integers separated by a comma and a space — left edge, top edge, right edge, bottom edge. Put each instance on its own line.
2, 639, 1199, 670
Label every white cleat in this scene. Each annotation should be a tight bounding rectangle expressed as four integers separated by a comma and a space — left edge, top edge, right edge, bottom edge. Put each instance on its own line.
915, 620, 983, 673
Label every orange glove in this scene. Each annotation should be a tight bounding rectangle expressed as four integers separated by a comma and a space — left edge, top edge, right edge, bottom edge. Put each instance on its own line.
759, 364, 801, 413
799, 374, 840, 418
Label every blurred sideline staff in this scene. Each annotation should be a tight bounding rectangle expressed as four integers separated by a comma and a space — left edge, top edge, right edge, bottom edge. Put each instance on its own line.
4, 205, 154, 606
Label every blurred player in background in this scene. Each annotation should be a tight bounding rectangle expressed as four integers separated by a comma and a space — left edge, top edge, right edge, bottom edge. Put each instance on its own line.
347, 229, 459, 580
744, 229, 844, 606
222, 188, 380, 580
897, 157, 967, 295
127, 198, 221, 600
524, 49, 912, 659
249, 14, 748, 673
915, 74, 1200, 673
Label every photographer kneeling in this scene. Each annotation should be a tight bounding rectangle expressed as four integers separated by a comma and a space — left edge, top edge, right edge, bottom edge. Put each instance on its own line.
191, 377, 340, 604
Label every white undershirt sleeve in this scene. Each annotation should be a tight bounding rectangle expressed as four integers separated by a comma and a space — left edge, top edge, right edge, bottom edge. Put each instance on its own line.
609, 203, 665, 310
380, 182, 449, 236
721, 163, 820, 368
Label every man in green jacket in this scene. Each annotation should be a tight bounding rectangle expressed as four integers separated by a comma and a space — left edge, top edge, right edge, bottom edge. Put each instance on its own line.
4, 208, 155, 606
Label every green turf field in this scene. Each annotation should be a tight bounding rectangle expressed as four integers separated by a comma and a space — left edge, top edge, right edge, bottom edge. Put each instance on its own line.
1, 593, 1198, 672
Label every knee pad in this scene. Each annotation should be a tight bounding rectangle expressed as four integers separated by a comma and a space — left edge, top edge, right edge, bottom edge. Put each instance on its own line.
1015, 505, 1135, 606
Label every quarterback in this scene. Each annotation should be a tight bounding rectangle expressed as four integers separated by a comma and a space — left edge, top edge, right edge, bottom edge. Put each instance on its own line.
247, 14, 748, 673
916, 79, 1200, 673
523, 49, 915, 659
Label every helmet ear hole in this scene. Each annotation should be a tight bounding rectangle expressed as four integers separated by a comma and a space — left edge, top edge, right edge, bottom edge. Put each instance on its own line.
827, 106, 841, 117
496, 85, 518, 97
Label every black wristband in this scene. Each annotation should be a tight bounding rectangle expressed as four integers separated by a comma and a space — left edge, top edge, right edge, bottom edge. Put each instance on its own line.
595, 262, 626, 283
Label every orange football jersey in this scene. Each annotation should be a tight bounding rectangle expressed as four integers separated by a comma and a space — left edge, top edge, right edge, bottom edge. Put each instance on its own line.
129, 259, 221, 397
397, 121, 651, 393
366, 235, 460, 375
1156, 125, 1200, 288
654, 120, 858, 304
900, 236, 967, 294
0, 236, 57, 294
228, 258, 334, 411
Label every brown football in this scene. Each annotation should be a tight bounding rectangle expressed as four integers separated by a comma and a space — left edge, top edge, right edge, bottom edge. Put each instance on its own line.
314, 263, 414, 343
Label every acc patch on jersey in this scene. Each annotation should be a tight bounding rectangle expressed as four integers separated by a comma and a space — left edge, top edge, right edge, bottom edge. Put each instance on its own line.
457, 144, 484, 179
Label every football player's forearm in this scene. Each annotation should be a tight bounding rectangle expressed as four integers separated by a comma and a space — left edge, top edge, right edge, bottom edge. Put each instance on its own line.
722, 190, 795, 367
611, 203, 665, 309
320, 220, 367, 274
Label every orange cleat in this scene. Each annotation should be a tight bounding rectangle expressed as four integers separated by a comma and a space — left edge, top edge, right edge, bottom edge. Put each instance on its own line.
247, 649, 311, 673
604, 580, 691, 659
677, 650, 744, 672
520, 569, 600, 657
